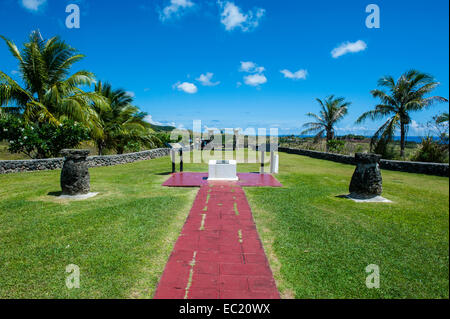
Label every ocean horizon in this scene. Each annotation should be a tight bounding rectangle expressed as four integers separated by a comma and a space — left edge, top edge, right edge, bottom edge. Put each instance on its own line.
280, 135, 443, 143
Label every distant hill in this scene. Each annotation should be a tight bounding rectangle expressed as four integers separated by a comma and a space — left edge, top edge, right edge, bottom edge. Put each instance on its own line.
149, 124, 176, 132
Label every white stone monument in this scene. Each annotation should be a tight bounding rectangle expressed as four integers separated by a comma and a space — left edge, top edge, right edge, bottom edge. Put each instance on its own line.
208, 160, 238, 181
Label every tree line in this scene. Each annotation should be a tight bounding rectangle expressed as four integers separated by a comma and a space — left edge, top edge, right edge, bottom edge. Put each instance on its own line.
1, 31, 449, 162
301, 70, 448, 161
0, 31, 163, 159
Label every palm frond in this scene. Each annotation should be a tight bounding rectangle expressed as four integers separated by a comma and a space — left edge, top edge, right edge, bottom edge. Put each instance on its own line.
0, 71, 33, 107
25, 100, 59, 125
376, 75, 396, 90
305, 112, 324, 123
436, 112, 449, 124
369, 115, 399, 153
0, 35, 24, 63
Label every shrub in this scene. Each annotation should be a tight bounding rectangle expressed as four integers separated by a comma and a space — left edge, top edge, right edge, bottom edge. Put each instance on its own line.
122, 140, 142, 153
372, 138, 396, 159
412, 137, 449, 163
327, 139, 345, 153
355, 144, 365, 153
0, 115, 90, 159
154, 132, 172, 147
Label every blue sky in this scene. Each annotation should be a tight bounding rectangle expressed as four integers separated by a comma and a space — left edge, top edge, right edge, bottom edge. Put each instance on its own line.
0, 0, 448, 136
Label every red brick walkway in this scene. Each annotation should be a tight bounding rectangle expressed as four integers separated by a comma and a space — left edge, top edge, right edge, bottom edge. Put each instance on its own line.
153, 182, 280, 299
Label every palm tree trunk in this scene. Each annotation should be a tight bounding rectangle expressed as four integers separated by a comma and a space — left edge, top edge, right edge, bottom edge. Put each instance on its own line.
400, 122, 406, 158
98, 144, 103, 156
326, 129, 333, 152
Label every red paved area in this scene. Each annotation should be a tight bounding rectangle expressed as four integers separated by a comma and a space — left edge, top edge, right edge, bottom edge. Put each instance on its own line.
153, 182, 280, 299
162, 172, 282, 187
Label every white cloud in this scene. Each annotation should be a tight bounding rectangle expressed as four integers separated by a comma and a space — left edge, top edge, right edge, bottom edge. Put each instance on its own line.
280, 69, 308, 80
144, 116, 184, 130
144, 115, 163, 126
240, 61, 264, 73
196, 72, 220, 86
174, 81, 198, 94
21, 0, 46, 11
126, 91, 135, 98
331, 40, 367, 58
218, 1, 265, 32
159, 0, 195, 21
410, 120, 427, 135
11, 70, 20, 76
239, 61, 266, 87
244, 74, 267, 86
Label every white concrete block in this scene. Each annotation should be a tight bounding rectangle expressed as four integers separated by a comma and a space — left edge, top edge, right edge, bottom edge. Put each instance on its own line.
208, 160, 238, 181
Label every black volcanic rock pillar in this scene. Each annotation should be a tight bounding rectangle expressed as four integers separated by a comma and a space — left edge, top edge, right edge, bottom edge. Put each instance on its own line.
60, 149, 90, 195
349, 153, 383, 198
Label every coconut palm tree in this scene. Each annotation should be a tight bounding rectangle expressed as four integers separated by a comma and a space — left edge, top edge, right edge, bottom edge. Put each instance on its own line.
301, 95, 351, 151
0, 31, 106, 134
92, 82, 159, 155
356, 70, 448, 158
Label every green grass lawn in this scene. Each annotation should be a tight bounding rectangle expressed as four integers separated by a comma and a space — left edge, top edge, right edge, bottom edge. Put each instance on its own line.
0, 152, 448, 298
0, 157, 197, 298
245, 153, 449, 298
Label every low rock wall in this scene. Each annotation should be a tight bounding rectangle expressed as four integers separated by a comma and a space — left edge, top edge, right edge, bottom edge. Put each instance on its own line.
0, 148, 170, 174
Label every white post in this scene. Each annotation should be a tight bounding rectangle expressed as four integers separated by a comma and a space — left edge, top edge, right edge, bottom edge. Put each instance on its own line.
260, 149, 265, 174
270, 150, 275, 173
171, 149, 176, 173
273, 154, 279, 174
233, 129, 239, 151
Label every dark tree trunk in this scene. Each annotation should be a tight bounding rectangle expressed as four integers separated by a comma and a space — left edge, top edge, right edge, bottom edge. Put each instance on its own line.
326, 128, 334, 151
98, 144, 103, 156
36, 150, 46, 159
400, 122, 406, 158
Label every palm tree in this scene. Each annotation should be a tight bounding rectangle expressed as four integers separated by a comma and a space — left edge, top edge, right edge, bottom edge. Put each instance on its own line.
0, 31, 106, 132
92, 82, 159, 155
357, 70, 448, 158
301, 95, 351, 151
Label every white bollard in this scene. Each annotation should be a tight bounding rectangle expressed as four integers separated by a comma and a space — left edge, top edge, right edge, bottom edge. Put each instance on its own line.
270, 151, 274, 173
273, 154, 279, 174
171, 149, 176, 173
270, 151, 279, 174
260, 150, 265, 174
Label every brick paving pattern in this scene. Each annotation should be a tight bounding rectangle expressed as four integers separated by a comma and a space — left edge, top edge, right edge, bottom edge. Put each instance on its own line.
154, 182, 280, 299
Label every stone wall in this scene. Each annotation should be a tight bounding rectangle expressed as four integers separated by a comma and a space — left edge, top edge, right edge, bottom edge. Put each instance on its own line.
379, 159, 449, 177
0, 148, 170, 174
278, 147, 449, 177
2, 147, 448, 177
